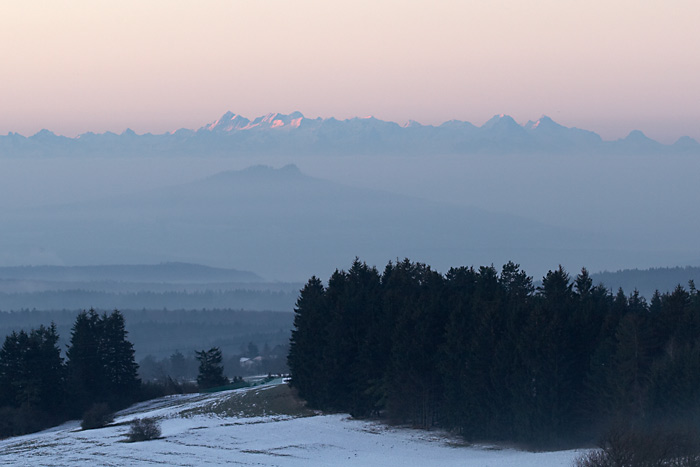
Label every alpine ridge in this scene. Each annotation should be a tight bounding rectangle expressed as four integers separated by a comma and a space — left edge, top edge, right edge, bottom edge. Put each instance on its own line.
1, 112, 697, 157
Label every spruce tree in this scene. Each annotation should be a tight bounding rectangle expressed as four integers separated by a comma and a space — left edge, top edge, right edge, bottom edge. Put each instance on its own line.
441, 266, 478, 432
385, 261, 445, 427
0, 324, 65, 434
341, 259, 382, 417
66, 309, 140, 413
101, 311, 140, 407
66, 309, 103, 414
609, 312, 652, 418
287, 276, 330, 407
195, 347, 228, 390
0, 331, 24, 408
28, 324, 66, 416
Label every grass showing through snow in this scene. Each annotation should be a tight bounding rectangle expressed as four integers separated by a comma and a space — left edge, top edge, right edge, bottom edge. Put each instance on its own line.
0, 381, 586, 466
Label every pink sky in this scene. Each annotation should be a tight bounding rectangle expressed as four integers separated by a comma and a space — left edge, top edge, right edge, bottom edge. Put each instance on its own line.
1, 0, 698, 143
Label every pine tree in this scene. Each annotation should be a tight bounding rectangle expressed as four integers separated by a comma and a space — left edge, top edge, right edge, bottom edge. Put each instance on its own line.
385, 261, 445, 428
574, 267, 593, 300
521, 267, 576, 442
342, 259, 382, 417
66, 309, 140, 413
0, 324, 65, 434
66, 309, 103, 414
609, 312, 652, 419
195, 347, 228, 389
441, 266, 478, 433
539, 266, 573, 309
287, 276, 330, 407
101, 311, 140, 407
457, 266, 508, 437
28, 324, 65, 416
0, 330, 24, 408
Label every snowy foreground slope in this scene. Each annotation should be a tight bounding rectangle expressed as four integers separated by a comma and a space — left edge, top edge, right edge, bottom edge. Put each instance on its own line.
0, 381, 585, 466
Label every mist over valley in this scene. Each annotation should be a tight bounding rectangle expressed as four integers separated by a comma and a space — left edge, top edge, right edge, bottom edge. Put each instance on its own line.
4, 2, 700, 462
2, 113, 700, 464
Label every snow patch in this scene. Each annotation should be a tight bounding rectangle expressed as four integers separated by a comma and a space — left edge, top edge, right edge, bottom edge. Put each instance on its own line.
0, 382, 587, 466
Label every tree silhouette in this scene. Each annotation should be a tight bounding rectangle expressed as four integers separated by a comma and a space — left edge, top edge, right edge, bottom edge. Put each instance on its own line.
195, 347, 228, 390
66, 309, 139, 413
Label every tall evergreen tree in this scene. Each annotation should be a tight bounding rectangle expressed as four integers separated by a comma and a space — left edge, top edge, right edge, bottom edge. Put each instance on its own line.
66, 309, 140, 413
441, 266, 478, 432
385, 261, 445, 427
0, 325, 64, 412
460, 266, 508, 437
28, 324, 66, 416
195, 347, 228, 389
66, 309, 103, 414
0, 324, 65, 435
288, 276, 330, 407
609, 312, 652, 419
324, 259, 381, 417
521, 267, 575, 441
101, 311, 140, 407
0, 330, 24, 408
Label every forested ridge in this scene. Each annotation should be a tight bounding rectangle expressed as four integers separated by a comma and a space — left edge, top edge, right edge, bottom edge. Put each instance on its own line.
288, 259, 700, 446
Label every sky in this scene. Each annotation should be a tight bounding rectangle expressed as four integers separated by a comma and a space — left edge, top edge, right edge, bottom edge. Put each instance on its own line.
1, 0, 699, 143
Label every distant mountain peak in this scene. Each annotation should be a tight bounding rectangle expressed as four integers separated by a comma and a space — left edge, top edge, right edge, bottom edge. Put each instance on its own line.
624, 130, 652, 141
205, 164, 304, 184
279, 163, 301, 173
531, 115, 555, 127
202, 112, 251, 132
402, 120, 423, 128
438, 120, 476, 130
674, 135, 700, 147
204, 111, 307, 131
524, 116, 567, 132
481, 114, 519, 130
239, 163, 300, 173
30, 129, 58, 139
241, 163, 301, 174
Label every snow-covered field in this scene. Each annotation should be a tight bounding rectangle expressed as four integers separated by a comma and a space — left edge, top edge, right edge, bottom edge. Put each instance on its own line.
0, 382, 586, 466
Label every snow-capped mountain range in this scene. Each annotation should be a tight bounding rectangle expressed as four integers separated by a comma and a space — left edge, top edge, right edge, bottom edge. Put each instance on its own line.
1, 112, 697, 156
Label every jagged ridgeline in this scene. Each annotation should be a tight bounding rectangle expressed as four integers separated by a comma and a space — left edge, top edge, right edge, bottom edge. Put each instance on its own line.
3, 111, 698, 157
288, 259, 700, 446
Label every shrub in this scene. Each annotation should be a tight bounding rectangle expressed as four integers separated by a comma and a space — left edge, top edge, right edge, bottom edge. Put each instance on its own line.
573, 423, 700, 467
81, 403, 114, 430
127, 417, 161, 442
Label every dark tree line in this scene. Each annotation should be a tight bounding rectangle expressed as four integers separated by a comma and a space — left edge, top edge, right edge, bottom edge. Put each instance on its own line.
0, 309, 140, 437
288, 259, 700, 446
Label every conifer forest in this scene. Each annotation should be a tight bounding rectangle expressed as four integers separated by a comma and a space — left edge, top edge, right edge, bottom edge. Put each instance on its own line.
0, 310, 140, 437
288, 259, 700, 446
